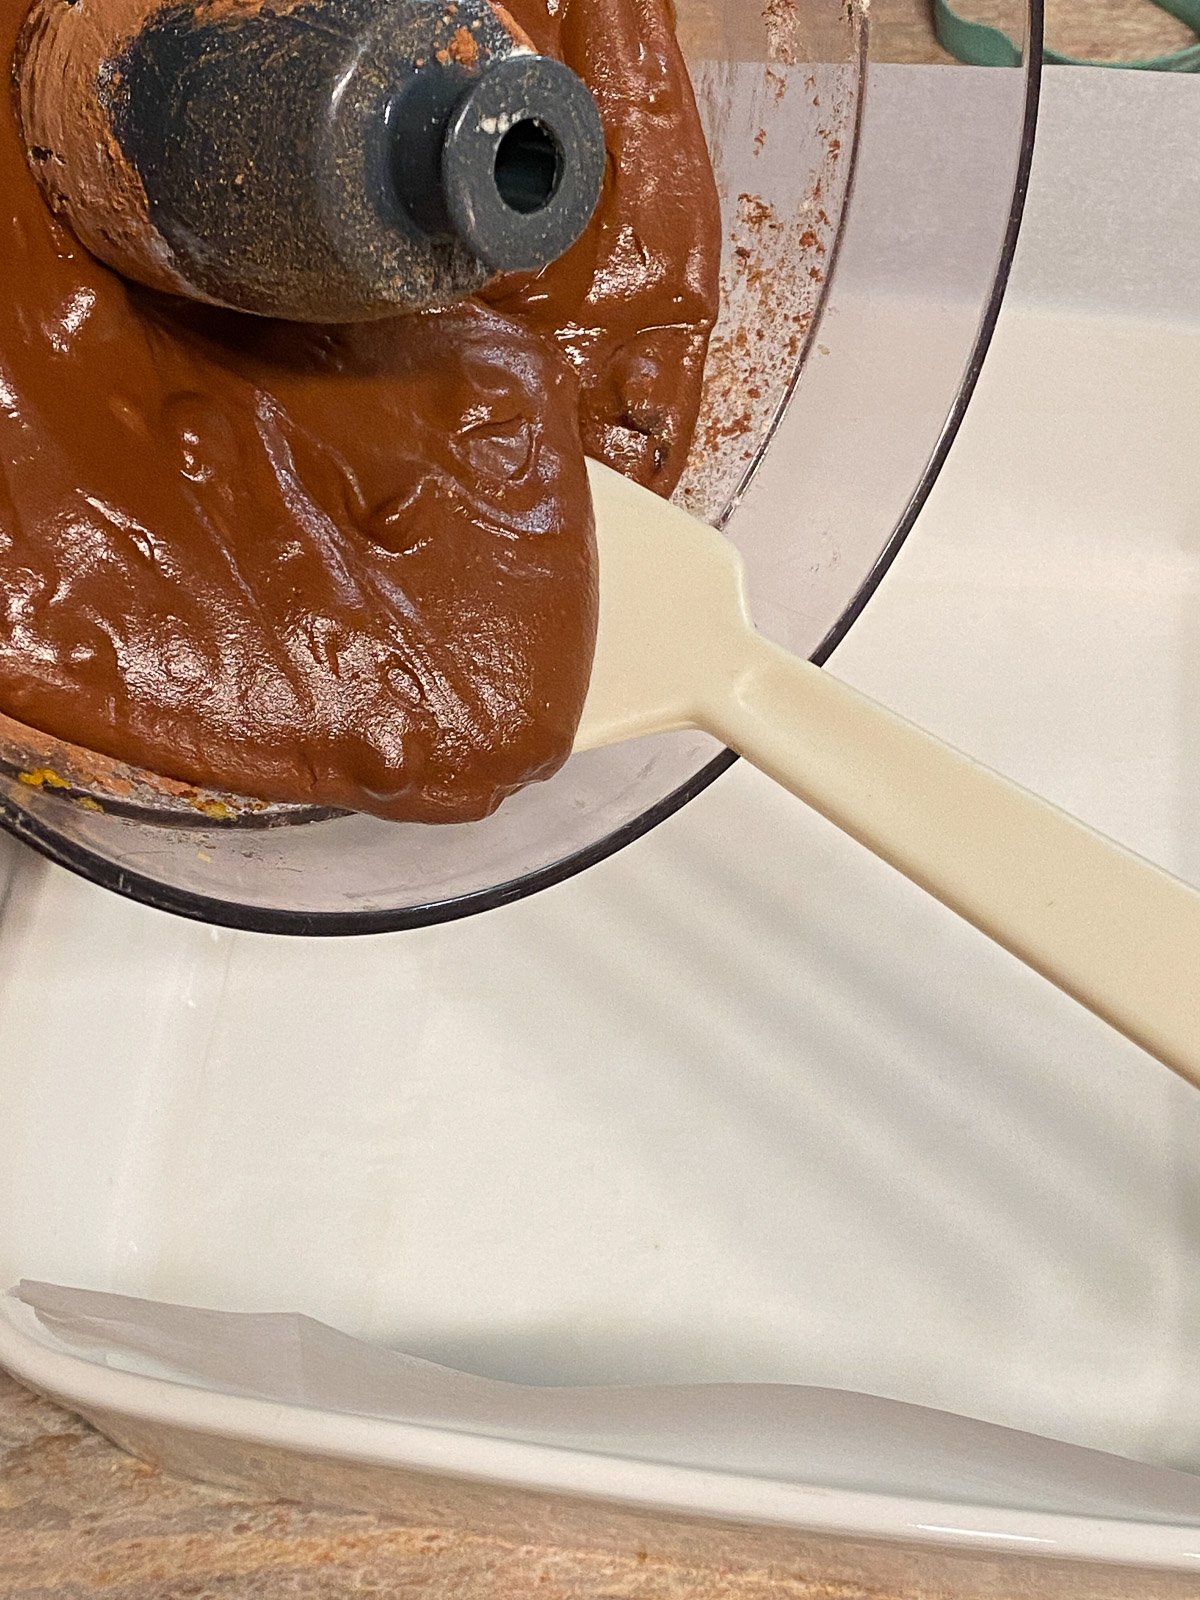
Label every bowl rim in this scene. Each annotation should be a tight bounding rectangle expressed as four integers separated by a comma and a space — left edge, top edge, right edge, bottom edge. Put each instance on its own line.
0, 7, 1044, 935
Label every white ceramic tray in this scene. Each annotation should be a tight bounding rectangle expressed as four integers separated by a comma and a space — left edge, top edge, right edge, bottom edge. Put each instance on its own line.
4, 66, 1200, 1578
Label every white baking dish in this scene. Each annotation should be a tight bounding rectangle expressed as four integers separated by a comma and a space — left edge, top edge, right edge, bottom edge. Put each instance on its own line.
4, 66, 1200, 1582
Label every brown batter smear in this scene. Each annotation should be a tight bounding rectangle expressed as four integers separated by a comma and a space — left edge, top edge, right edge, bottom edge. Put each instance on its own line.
487, 0, 722, 495
439, 23, 481, 65
15, 0, 192, 301
0, 0, 720, 823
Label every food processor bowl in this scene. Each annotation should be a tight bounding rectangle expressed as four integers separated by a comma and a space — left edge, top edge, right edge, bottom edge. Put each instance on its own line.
0, 0, 1042, 933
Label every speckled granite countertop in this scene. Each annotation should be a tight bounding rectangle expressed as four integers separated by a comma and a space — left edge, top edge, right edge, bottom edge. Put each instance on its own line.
6, 1372, 1200, 1600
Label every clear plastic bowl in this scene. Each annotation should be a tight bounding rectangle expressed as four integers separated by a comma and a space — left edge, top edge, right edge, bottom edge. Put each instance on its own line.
0, 0, 1041, 933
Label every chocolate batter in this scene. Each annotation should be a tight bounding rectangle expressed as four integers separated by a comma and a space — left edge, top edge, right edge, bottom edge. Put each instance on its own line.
0, 0, 719, 822
487, 0, 721, 494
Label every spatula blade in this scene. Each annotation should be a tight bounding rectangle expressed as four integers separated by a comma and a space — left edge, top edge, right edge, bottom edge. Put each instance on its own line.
574, 459, 753, 753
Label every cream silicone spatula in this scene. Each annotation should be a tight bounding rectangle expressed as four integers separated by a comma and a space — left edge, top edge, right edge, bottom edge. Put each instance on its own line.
576, 459, 1200, 1087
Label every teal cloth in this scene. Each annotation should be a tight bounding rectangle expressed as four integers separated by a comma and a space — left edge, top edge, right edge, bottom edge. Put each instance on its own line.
935, 0, 1200, 69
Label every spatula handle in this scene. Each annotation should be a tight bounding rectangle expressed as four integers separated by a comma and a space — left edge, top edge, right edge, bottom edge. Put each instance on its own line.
704, 635, 1200, 1085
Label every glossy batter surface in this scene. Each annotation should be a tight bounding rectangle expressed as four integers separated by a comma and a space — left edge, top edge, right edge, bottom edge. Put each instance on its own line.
0, 0, 719, 821
490, 0, 721, 495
